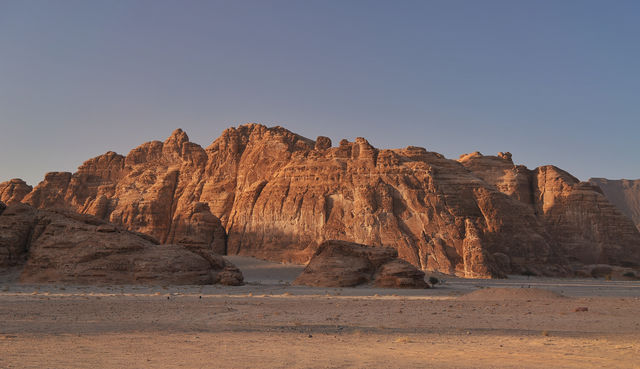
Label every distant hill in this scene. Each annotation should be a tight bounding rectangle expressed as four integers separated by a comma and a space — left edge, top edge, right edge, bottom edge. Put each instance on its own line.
589, 178, 640, 231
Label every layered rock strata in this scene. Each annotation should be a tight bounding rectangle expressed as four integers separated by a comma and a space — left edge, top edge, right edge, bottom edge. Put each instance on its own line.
0, 179, 32, 205
0, 203, 243, 285
293, 240, 429, 288
5, 124, 640, 278
459, 153, 640, 268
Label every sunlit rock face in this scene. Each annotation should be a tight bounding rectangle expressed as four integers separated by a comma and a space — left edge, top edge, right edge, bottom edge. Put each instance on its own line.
589, 178, 640, 232
0, 179, 32, 205
20, 129, 226, 257
459, 153, 640, 268
11, 124, 640, 277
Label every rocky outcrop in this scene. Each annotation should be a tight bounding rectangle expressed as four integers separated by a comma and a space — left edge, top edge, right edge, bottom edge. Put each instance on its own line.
10, 124, 640, 278
21, 130, 226, 255
589, 178, 640, 231
572, 264, 639, 280
0, 179, 32, 205
165, 202, 227, 255
458, 152, 533, 204
293, 240, 428, 288
459, 153, 640, 268
22, 172, 73, 209
0, 202, 32, 266
0, 203, 243, 285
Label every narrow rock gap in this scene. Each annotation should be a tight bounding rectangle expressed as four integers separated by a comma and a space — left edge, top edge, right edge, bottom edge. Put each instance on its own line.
162, 170, 181, 244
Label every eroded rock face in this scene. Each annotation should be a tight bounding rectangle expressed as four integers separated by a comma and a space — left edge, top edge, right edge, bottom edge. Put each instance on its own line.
0, 203, 34, 267
293, 240, 428, 288
458, 152, 533, 204
0, 179, 33, 205
22, 130, 226, 255
165, 202, 226, 255
374, 259, 431, 288
459, 153, 640, 268
589, 178, 640, 231
0, 203, 243, 285
12, 124, 640, 277
219, 130, 563, 277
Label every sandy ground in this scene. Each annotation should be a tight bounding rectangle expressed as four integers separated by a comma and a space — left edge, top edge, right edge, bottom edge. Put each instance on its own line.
0, 257, 639, 368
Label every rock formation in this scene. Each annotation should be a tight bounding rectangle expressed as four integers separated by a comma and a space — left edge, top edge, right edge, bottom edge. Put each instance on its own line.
5, 124, 640, 278
459, 153, 640, 268
0, 203, 243, 285
589, 178, 640, 231
0, 201, 30, 267
0, 179, 32, 205
293, 240, 428, 288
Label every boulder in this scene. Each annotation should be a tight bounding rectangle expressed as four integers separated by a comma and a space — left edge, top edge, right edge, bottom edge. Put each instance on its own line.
374, 259, 430, 288
293, 240, 428, 288
0, 203, 243, 285
314, 136, 332, 151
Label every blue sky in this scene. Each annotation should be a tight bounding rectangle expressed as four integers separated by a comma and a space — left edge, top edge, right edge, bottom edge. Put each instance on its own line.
1, 0, 639, 186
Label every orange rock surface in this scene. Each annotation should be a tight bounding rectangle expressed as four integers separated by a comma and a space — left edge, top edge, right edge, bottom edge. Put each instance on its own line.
5, 124, 640, 277
459, 153, 640, 268
0, 179, 32, 205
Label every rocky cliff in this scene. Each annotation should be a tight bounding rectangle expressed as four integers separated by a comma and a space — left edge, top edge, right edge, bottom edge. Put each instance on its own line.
589, 178, 640, 231
3, 124, 639, 277
0, 179, 32, 205
459, 153, 640, 268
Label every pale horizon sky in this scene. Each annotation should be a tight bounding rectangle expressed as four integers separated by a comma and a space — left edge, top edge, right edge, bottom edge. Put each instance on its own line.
1, 0, 639, 186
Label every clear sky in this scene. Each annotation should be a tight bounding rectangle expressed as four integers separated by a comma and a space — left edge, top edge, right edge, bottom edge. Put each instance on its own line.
1, 0, 639, 186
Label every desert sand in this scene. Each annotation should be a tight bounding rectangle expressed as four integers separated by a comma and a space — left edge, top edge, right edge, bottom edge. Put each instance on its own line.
1, 256, 638, 369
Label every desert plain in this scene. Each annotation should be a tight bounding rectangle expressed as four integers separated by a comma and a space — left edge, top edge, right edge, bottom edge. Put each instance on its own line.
1, 256, 638, 369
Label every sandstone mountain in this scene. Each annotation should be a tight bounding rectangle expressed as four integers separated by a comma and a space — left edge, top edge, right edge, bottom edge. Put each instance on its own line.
589, 178, 640, 231
0, 202, 243, 285
2, 124, 639, 278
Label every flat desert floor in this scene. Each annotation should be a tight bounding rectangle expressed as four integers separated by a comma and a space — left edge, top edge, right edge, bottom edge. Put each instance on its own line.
1, 256, 639, 368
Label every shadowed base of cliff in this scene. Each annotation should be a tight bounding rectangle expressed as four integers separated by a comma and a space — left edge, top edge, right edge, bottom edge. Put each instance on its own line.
0, 203, 244, 286
225, 255, 305, 285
